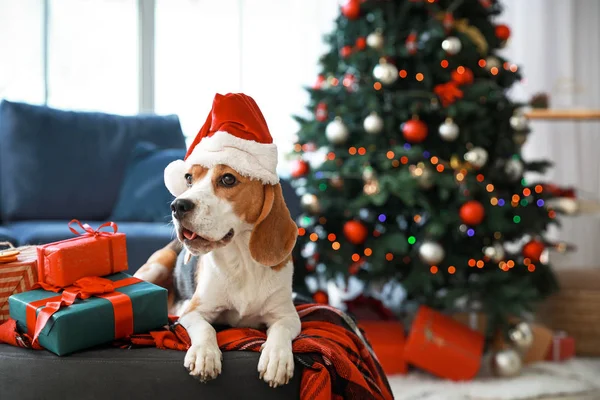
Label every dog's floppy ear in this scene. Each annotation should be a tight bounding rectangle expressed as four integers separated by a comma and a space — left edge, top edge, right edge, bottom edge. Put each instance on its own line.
249, 184, 298, 267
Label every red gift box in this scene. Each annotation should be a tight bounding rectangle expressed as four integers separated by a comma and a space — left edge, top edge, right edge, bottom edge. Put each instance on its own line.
1, 246, 38, 322
545, 332, 576, 361
37, 220, 128, 288
359, 320, 408, 375
403, 306, 485, 381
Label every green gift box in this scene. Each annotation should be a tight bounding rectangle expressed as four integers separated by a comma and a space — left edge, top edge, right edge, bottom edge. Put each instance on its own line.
9, 272, 168, 356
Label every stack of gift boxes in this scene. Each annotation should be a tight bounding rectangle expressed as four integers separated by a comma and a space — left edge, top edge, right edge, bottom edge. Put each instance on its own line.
0, 220, 168, 356
357, 305, 576, 380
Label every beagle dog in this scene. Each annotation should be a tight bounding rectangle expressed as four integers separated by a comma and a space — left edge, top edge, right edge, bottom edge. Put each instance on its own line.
134, 93, 300, 388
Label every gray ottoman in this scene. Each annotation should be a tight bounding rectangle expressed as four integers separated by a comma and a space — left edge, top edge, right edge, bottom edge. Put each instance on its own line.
0, 345, 301, 400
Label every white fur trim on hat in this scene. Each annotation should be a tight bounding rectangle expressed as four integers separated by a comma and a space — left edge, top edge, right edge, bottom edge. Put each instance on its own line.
164, 131, 279, 197
164, 159, 188, 197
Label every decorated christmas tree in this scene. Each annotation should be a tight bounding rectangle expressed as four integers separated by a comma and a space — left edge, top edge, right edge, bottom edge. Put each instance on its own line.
290, 0, 559, 335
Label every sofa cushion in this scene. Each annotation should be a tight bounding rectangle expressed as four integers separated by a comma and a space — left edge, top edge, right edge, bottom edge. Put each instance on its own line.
0, 100, 186, 222
0, 345, 300, 400
0, 227, 16, 246
111, 142, 185, 223
6, 221, 175, 273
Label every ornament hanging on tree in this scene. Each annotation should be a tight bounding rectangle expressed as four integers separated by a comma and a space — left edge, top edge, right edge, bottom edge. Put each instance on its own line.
340, 45, 353, 58
441, 36, 462, 55
315, 102, 328, 122
484, 56, 501, 71
514, 131, 528, 146
367, 30, 384, 50
495, 24, 511, 42
290, 159, 310, 178
439, 118, 459, 141
419, 241, 445, 265
483, 242, 505, 262
460, 200, 485, 225
451, 68, 474, 85
504, 158, 524, 181
326, 117, 349, 145
313, 75, 326, 90
405, 31, 418, 55
464, 147, 488, 168
304, 146, 328, 169
341, 0, 360, 20
301, 193, 321, 214
355, 37, 367, 50
410, 162, 434, 189
523, 239, 545, 262
492, 348, 522, 377
343, 220, 369, 245
363, 112, 384, 134
402, 119, 428, 143
510, 112, 528, 131
373, 58, 398, 85
508, 322, 534, 353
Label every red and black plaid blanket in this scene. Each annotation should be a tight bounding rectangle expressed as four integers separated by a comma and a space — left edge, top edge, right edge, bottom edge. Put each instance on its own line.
1, 302, 394, 400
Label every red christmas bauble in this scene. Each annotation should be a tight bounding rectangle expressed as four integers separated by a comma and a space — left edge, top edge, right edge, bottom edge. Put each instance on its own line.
451, 67, 474, 85
495, 24, 511, 41
343, 220, 368, 245
523, 240, 545, 262
315, 102, 328, 122
313, 74, 326, 89
402, 119, 428, 143
340, 45, 353, 58
313, 290, 329, 304
355, 37, 367, 50
341, 0, 361, 20
459, 200, 485, 225
290, 159, 310, 178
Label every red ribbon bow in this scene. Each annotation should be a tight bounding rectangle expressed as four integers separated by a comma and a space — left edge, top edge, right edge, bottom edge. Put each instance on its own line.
27, 276, 141, 343
68, 219, 119, 237
434, 82, 464, 107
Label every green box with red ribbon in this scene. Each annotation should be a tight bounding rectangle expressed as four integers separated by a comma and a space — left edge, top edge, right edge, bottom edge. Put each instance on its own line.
8, 272, 168, 356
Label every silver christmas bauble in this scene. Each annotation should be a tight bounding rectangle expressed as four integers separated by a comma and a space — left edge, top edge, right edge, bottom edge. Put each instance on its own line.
366, 31, 384, 49
508, 322, 534, 352
441, 37, 462, 55
419, 241, 445, 265
438, 118, 459, 141
325, 118, 349, 145
504, 159, 524, 181
373, 60, 398, 85
510, 113, 528, 131
485, 56, 501, 70
492, 348, 522, 377
483, 242, 505, 262
363, 112, 384, 134
301, 193, 321, 214
464, 147, 488, 168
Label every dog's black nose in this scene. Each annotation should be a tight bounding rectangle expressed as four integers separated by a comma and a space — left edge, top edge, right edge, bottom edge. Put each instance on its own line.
171, 198, 195, 219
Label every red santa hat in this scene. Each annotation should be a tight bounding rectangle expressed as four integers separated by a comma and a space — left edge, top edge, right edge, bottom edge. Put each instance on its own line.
164, 93, 279, 196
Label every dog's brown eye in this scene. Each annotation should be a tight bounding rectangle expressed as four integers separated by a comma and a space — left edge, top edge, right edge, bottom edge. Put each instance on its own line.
185, 173, 192, 187
219, 173, 237, 187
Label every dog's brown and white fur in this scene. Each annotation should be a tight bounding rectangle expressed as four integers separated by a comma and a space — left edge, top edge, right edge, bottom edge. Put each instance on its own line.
135, 164, 300, 387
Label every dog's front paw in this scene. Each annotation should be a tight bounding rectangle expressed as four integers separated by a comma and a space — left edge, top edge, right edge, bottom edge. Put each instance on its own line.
258, 342, 294, 388
184, 343, 222, 382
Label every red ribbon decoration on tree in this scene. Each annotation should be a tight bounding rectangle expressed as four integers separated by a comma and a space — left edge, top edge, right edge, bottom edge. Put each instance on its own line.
26, 276, 141, 343
434, 82, 464, 107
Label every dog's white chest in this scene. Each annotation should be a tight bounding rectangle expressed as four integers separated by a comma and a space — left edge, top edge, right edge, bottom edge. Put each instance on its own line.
199, 251, 289, 329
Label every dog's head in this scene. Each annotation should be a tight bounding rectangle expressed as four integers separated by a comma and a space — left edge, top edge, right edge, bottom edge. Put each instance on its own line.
170, 163, 297, 267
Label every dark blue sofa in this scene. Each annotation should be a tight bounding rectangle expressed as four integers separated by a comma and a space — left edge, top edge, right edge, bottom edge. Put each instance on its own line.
0, 100, 302, 275
0, 100, 186, 272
